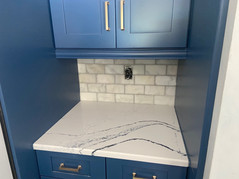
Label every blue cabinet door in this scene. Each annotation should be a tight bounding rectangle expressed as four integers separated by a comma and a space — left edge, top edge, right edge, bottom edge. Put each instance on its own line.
50, 0, 116, 48
116, 0, 190, 48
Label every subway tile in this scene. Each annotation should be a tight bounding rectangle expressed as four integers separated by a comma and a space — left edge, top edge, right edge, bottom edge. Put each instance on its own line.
97, 74, 114, 84
166, 86, 176, 96
145, 86, 165, 95
135, 95, 154, 104
88, 84, 105, 93
106, 84, 124, 93
116, 94, 134, 103
80, 93, 97, 101
86, 64, 104, 74
133, 65, 144, 75
77, 64, 86, 73
98, 93, 115, 102
115, 75, 134, 84
135, 76, 154, 85
80, 83, 88, 92
95, 59, 114, 64
145, 65, 166, 75
125, 85, 144, 94
155, 76, 176, 86
115, 59, 134, 65
105, 65, 124, 74
79, 74, 96, 83
167, 65, 178, 75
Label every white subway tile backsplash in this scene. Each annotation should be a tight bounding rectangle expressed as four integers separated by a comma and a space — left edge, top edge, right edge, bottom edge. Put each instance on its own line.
95, 59, 114, 64
115, 59, 134, 65
79, 74, 96, 83
80, 83, 88, 92
98, 93, 115, 102
78, 64, 86, 73
145, 86, 165, 95
115, 75, 134, 84
155, 76, 176, 86
86, 64, 104, 74
88, 84, 105, 93
106, 84, 124, 94
145, 65, 166, 75
97, 74, 114, 84
105, 65, 124, 74
135, 76, 154, 85
125, 85, 144, 94
133, 65, 145, 75
80, 92, 97, 101
116, 94, 134, 103
167, 65, 178, 75
166, 86, 176, 96
78, 59, 178, 106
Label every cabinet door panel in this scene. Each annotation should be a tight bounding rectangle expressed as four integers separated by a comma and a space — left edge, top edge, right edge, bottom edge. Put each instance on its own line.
50, 0, 116, 48
116, 0, 190, 48
107, 158, 187, 179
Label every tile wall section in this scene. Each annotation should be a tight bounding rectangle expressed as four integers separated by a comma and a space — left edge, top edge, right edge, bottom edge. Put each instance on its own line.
78, 59, 178, 105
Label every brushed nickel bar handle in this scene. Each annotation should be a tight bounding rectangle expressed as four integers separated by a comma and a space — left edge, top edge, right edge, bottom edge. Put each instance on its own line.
120, 0, 125, 30
105, 1, 110, 31
59, 163, 81, 173
132, 172, 157, 179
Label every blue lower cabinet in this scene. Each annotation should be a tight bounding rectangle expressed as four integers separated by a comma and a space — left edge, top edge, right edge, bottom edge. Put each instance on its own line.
107, 158, 187, 179
36, 151, 106, 179
41, 177, 60, 179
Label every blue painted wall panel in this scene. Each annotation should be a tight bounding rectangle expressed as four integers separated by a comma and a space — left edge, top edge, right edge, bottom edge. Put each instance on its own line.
175, 0, 229, 178
0, 0, 80, 179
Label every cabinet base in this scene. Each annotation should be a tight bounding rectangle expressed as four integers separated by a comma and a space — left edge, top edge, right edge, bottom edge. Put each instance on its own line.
55, 48, 188, 59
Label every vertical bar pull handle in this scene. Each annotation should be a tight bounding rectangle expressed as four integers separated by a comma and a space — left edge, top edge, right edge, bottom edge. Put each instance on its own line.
120, 0, 125, 30
132, 172, 157, 179
105, 1, 110, 31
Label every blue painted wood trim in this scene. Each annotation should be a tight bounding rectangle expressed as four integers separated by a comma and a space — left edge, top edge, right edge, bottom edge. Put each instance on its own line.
55, 48, 188, 59
0, 0, 80, 178
175, 0, 229, 178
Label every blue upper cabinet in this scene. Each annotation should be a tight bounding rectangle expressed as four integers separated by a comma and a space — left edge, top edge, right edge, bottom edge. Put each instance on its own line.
50, 0, 116, 48
49, 0, 191, 58
116, 0, 191, 48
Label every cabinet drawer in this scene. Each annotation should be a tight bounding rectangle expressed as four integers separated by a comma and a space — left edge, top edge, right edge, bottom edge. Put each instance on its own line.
36, 151, 106, 179
41, 177, 59, 179
107, 158, 187, 179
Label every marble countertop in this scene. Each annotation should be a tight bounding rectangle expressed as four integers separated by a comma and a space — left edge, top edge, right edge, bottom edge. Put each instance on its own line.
33, 102, 188, 167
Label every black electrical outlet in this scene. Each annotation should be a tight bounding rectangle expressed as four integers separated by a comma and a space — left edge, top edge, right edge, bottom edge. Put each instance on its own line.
125, 66, 133, 80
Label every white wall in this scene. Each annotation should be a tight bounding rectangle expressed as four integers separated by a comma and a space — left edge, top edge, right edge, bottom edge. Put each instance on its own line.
204, 0, 239, 178
0, 126, 13, 179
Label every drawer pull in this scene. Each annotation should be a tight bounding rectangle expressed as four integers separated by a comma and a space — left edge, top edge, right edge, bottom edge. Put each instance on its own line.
105, 1, 110, 31
59, 163, 81, 173
132, 172, 157, 179
120, 0, 125, 30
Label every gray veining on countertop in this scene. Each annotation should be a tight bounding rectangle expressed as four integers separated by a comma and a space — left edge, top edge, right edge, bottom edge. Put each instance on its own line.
33, 102, 189, 167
